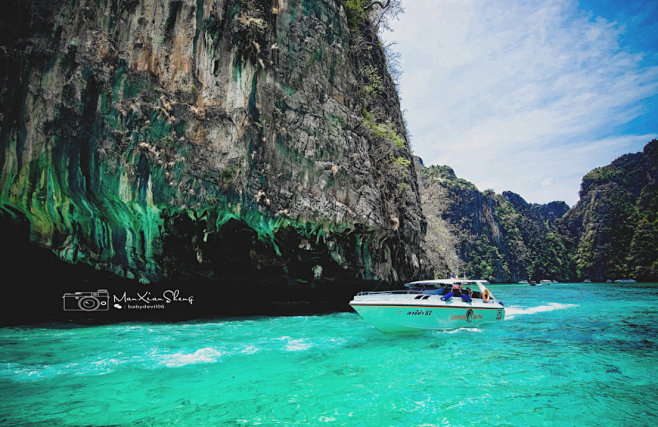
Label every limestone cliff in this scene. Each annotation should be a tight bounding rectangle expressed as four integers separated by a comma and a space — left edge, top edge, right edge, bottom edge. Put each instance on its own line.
419, 163, 570, 282
562, 139, 658, 281
0, 0, 426, 290
420, 140, 658, 283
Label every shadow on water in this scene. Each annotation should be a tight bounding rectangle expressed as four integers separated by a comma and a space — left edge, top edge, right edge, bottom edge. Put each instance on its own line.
0, 255, 359, 326
0, 218, 377, 326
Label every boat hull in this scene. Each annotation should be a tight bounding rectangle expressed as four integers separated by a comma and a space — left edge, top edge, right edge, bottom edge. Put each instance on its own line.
350, 303, 505, 333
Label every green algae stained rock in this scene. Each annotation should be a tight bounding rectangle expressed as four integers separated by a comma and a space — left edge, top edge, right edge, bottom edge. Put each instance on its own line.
0, 0, 427, 286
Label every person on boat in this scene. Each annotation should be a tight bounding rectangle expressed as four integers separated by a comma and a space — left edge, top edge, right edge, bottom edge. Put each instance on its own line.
464, 287, 473, 298
452, 285, 463, 297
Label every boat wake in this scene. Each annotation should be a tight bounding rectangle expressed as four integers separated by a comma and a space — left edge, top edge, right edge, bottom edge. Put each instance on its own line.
445, 328, 484, 334
506, 303, 578, 320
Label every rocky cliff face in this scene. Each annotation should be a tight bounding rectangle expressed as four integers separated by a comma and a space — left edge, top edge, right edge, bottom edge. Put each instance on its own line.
562, 139, 658, 281
420, 140, 658, 283
0, 0, 426, 291
419, 163, 570, 282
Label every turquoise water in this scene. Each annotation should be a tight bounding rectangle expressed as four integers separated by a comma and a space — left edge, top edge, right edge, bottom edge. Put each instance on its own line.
1, 283, 657, 426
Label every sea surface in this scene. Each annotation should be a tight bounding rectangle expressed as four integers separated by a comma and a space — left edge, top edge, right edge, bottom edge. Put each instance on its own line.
1, 283, 657, 426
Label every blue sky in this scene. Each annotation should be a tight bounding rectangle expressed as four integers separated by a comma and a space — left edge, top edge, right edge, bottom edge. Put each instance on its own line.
385, 0, 658, 205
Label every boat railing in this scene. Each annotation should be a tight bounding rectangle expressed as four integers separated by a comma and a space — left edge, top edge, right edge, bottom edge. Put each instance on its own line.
356, 290, 413, 296
355, 290, 501, 305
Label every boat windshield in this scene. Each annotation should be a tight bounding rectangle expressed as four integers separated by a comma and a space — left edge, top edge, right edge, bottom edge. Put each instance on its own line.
404, 279, 491, 298
405, 283, 442, 294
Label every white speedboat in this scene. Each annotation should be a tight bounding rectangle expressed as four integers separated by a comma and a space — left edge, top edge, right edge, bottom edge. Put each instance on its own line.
518, 280, 529, 284
540, 279, 558, 285
583, 279, 592, 283
349, 279, 505, 333
614, 279, 637, 283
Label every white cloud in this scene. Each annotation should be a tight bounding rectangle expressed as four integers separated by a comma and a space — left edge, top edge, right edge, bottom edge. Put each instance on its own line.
386, 0, 658, 205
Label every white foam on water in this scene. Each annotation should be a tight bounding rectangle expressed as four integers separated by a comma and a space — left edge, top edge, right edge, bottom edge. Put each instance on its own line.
505, 303, 578, 320
444, 328, 484, 334
160, 348, 225, 368
0, 362, 50, 381
0, 359, 126, 382
238, 344, 259, 355
284, 338, 313, 352
86, 358, 125, 375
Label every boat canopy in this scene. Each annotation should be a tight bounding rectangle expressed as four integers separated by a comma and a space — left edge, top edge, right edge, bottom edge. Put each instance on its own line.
404, 279, 490, 294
